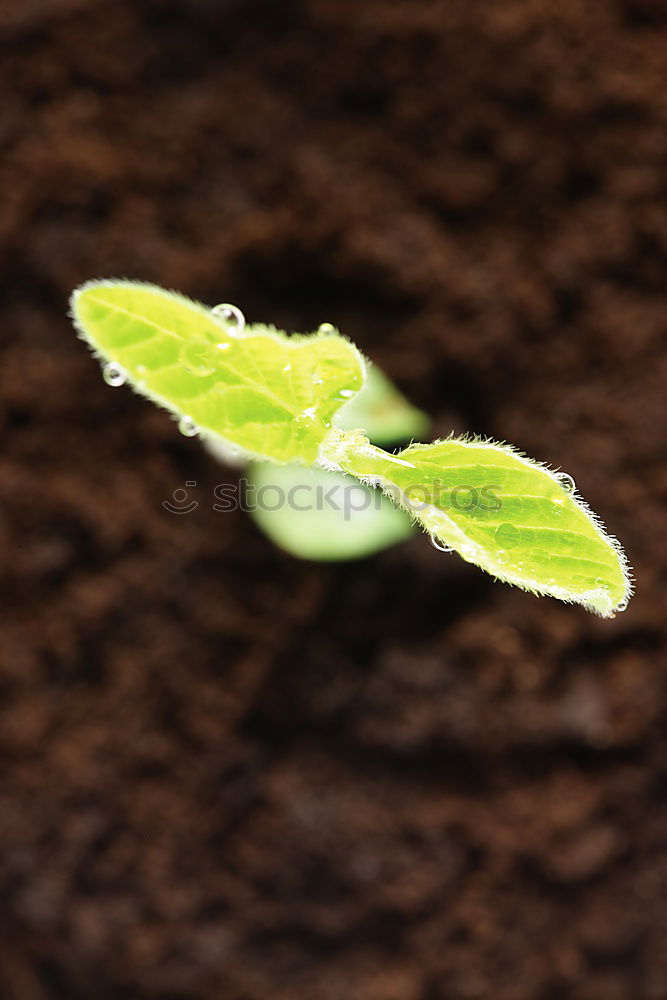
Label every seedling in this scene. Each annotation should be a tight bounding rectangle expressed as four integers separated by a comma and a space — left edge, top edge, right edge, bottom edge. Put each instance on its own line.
70, 280, 633, 617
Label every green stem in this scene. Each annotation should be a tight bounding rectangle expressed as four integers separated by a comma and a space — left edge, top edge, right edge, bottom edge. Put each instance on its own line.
318, 428, 416, 481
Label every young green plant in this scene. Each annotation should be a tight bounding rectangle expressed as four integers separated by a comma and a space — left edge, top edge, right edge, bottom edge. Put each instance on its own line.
70, 280, 633, 617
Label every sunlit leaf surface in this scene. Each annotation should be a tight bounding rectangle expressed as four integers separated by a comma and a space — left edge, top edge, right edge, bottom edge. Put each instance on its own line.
72, 281, 364, 464
323, 432, 632, 617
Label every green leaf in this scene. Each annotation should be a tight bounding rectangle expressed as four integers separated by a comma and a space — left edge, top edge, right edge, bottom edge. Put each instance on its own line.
246, 462, 414, 561
322, 431, 632, 617
71, 280, 365, 464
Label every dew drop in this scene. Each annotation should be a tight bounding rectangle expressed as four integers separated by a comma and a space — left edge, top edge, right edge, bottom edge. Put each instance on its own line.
616, 597, 629, 613
180, 339, 217, 376
431, 536, 454, 553
178, 415, 198, 437
282, 363, 292, 373
212, 303, 245, 333
318, 322, 336, 335
495, 522, 521, 548
102, 362, 126, 387
556, 472, 576, 493
338, 388, 355, 399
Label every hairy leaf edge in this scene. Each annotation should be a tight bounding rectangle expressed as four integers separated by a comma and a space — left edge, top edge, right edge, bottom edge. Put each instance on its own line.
320, 431, 634, 617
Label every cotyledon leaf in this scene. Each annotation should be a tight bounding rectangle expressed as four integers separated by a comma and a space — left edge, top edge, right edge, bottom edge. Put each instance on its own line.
71, 280, 365, 464
320, 430, 633, 617
246, 462, 415, 561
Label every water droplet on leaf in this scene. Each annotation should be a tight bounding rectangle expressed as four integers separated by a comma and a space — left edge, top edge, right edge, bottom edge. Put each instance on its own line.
556, 472, 575, 493
102, 362, 126, 387
318, 322, 336, 335
616, 597, 629, 613
212, 303, 245, 333
178, 415, 198, 437
431, 536, 454, 553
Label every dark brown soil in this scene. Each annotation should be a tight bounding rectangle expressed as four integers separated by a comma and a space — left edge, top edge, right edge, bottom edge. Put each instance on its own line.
1, 1, 667, 997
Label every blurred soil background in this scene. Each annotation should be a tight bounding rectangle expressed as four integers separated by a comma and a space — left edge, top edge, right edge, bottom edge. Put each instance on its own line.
1, 0, 667, 997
